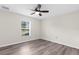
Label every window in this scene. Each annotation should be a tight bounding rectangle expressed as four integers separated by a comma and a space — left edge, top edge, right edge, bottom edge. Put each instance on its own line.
21, 20, 31, 36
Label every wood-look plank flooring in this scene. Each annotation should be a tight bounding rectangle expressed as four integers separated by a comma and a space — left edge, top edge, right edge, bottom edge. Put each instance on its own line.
0, 39, 79, 55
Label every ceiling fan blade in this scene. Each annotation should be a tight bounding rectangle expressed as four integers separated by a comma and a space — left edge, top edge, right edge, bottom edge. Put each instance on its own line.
30, 12, 35, 15
37, 4, 41, 10
39, 10, 49, 13
39, 13, 42, 16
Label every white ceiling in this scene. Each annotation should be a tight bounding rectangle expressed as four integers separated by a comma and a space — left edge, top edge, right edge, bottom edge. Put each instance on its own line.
0, 4, 79, 20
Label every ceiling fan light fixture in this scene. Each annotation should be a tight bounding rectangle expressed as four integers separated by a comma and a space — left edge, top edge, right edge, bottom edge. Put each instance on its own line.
35, 12, 40, 15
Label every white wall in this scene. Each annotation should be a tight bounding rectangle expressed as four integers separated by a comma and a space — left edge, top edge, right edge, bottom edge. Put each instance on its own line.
41, 11, 79, 49
1, 9, 79, 49
0, 10, 40, 47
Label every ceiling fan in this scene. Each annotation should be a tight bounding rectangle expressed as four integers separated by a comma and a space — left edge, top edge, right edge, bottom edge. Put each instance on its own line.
30, 4, 49, 16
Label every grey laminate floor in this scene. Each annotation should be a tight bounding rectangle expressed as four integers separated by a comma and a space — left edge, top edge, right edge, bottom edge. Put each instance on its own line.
0, 39, 79, 55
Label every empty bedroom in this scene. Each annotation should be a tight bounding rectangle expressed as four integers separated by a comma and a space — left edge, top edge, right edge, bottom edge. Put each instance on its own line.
0, 4, 79, 55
